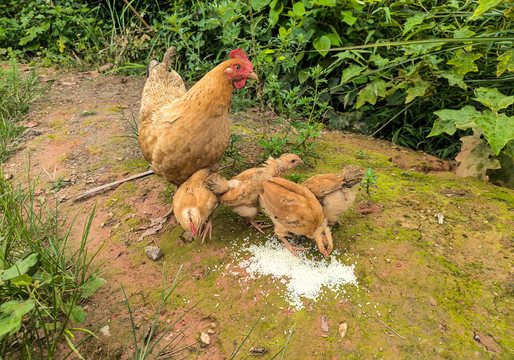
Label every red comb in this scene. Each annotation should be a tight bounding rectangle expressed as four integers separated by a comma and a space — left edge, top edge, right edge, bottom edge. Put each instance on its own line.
230, 48, 249, 62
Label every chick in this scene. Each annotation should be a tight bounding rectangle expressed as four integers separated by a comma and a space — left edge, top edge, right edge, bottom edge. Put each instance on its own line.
173, 168, 219, 243
302, 165, 364, 226
206, 153, 302, 233
259, 177, 333, 258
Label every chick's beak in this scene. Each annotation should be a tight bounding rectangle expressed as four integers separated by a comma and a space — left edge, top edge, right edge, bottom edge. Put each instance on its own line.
190, 221, 196, 236
247, 72, 259, 81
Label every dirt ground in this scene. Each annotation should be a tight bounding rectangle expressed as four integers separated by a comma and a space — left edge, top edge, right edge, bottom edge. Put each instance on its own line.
4, 67, 513, 359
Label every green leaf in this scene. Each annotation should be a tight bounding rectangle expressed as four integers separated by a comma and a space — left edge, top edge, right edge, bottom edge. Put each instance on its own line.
292, 2, 306, 16
438, 71, 467, 90
0, 300, 36, 340
11, 274, 33, 286
326, 33, 340, 46
251, 0, 272, 11
312, 0, 337, 6
497, 49, 514, 77
298, 69, 310, 84
340, 65, 366, 84
269, 0, 284, 25
80, 275, 106, 298
279, 27, 288, 38
341, 10, 357, 26
474, 112, 514, 155
447, 50, 482, 75
453, 27, 476, 39
470, 0, 503, 20
356, 79, 387, 108
455, 135, 500, 180
473, 87, 514, 112
429, 105, 481, 137
313, 35, 331, 57
406, 81, 430, 103
403, 13, 425, 35
0, 253, 39, 281
69, 305, 87, 324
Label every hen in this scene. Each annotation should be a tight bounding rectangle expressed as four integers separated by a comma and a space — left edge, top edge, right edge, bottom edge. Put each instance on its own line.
138, 47, 258, 185
302, 165, 364, 226
259, 177, 333, 258
173, 168, 219, 243
205, 153, 302, 233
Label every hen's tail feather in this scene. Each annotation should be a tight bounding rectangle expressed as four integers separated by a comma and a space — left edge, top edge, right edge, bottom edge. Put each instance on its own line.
162, 46, 177, 69
205, 173, 230, 195
340, 165, 365, 188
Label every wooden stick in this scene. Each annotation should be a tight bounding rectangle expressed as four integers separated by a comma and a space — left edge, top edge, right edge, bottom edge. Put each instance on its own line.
121, 0, 155, 34
73, 170, 154, 202
371, 315, 405, 340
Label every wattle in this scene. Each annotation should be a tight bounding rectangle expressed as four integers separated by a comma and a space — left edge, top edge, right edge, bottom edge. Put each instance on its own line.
234, 78, 246, 89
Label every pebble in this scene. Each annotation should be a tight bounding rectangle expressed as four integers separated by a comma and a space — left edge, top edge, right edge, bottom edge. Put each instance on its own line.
144, 246, 163, 261
99, 325, 111, 337
200, 332, 210, 346
338, 322, 348, 338
250, 346, 269, 355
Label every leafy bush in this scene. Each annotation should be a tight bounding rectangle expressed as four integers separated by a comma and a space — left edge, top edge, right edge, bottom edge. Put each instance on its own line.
1, 0, 513, 182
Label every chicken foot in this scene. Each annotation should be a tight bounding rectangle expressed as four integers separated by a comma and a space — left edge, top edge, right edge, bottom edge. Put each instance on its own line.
279, 236, 310, 257
199, 218, 213, 244
248, 219, 272, 234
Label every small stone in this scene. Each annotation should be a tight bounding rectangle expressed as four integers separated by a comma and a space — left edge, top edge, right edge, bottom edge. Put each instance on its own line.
209, 322, 216, 328
385, 258, 391, 263
200, 332, 210, 346
207, 328, 215, 334
250, 346, 269, 355
164, 332, 174, 342
338, 322, 348, 339
99, 325, 111, 337
144, 246, 163, 261
474, 333, 480, 342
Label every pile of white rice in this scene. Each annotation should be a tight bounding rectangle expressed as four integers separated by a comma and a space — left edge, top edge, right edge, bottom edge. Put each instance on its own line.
234, 235, 358, 310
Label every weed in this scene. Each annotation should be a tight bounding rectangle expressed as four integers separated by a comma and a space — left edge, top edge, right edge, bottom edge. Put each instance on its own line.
259, 135, 290, 158
360, 168, 379, 202
123, 265, 202, 359
223, 134, 244, 166
355, 149, 367, 159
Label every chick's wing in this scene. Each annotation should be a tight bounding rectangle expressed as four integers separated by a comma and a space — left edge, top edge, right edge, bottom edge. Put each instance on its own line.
260, 178, 323, 230
302, 173, 345, 198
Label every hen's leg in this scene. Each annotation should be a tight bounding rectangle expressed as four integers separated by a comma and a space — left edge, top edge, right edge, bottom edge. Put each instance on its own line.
279, 236, 310, 257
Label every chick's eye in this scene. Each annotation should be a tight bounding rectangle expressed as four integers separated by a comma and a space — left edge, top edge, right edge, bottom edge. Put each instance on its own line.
234, 64, 241, 70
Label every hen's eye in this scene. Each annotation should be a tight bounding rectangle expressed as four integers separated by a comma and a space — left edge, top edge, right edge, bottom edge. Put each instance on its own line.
234, 64, 241, 70
291, 159, 296, 163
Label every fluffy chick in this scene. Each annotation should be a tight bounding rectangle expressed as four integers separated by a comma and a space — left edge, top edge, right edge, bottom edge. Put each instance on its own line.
205, 153, 302, 233
302, 165, 365, 226
260, 177, 333, 258
173, 168, 219, 243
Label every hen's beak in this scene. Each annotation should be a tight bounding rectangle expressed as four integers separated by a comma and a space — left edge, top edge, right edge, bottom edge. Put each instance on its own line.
247, 72, 259, 81
324, 250, 329, 258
